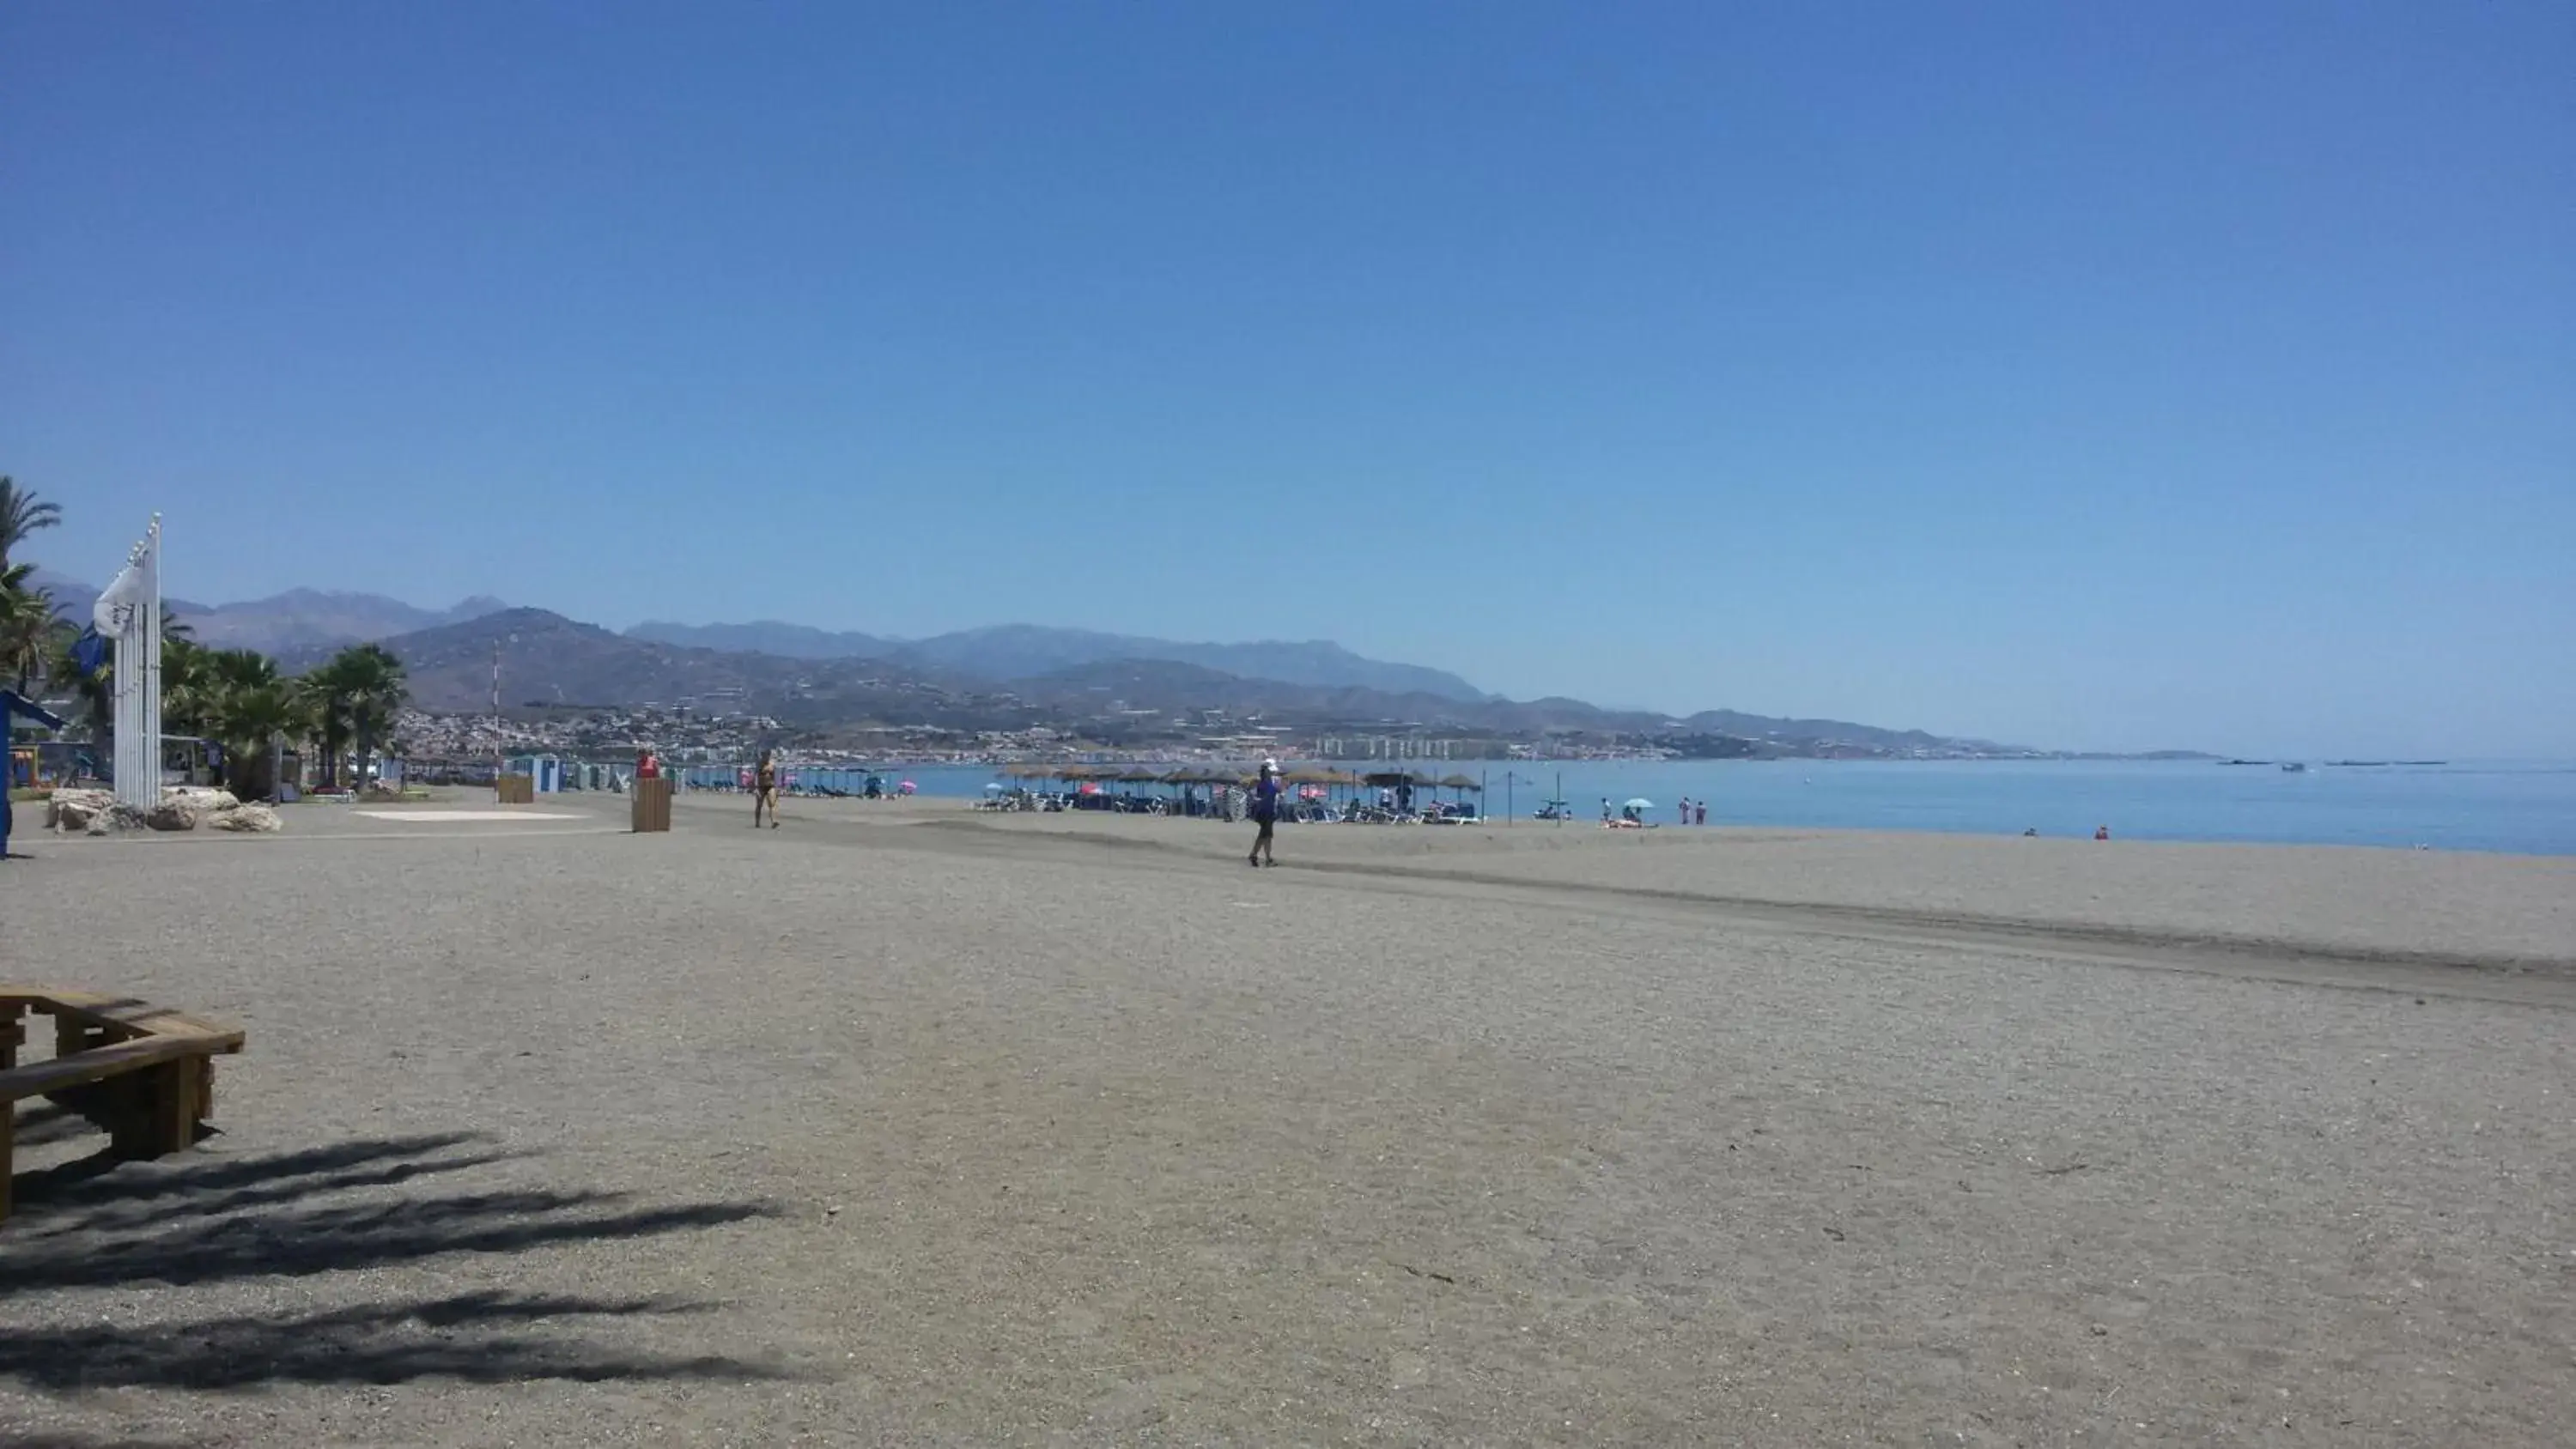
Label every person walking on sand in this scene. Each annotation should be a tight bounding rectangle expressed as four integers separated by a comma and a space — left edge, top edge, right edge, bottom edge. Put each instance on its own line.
753, 750, 781, 828
1248, 759, 1284, 867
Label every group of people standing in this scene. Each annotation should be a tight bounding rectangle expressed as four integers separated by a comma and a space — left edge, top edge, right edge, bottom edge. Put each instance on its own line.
1600, 797, 1711, 826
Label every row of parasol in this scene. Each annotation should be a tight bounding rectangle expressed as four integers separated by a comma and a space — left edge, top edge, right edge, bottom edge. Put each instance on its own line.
994, 763, 1483, 791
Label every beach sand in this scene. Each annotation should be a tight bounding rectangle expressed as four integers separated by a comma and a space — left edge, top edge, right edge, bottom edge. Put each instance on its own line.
3, 796, 2571, 1445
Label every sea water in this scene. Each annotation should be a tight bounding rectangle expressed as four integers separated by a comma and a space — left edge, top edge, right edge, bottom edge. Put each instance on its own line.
752, 759, 2576, 857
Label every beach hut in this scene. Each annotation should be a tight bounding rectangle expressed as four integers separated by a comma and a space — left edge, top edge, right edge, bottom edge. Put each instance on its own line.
507, 754, 567, 793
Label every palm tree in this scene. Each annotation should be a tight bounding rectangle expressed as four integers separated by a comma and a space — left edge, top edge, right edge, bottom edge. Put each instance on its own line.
0, 562, 54, 690
0, 477, 62, 571
159, 637, 213, 738
296, 673, 353, 788
307, 643, 407, 791
209, 679, 305, 799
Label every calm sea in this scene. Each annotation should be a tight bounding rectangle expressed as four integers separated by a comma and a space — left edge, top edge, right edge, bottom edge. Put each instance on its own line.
708, 760, 2576, 858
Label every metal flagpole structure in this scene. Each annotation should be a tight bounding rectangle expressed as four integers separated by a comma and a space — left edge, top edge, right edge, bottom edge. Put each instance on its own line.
94, 515, 163, 810
145, 517, 161, 801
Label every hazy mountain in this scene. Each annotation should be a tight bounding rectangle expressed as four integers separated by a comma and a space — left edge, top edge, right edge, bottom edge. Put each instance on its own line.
627, 619, 896, 658
890, 625, 1489, 702
23, 567, 209, 619
325, 607, 2066, 756
628, 618, 1491, 702
342, 609, 1048, 734
165, 590, 512, 652
1004, 658, 2025, 755
13, 569, 2066, 754
301, 608, 782, 712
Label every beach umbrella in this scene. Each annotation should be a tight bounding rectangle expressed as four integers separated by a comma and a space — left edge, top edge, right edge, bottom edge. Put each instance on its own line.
984, 782, 1007, 793
1625, 797, 1654, 810
898, 780, 917, 795
1437, 774, 1481, 791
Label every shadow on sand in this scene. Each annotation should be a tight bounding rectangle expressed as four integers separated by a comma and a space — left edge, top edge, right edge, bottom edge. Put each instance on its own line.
0, 1131, 792, 1391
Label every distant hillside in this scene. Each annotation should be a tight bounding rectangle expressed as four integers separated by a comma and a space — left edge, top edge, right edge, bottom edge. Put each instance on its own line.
627, 619, 896, 658
30, 580, 510, 653
890, 625, 1489, 702
302, 608, 794, 712
21, 572, 2093, 755
628, 618, 1490, 702
25, 568, 209, 619
1004, 658, 2028, 755
174, 589, 511, 652
330, 609, 1043, 734
330, 608, 2033, 757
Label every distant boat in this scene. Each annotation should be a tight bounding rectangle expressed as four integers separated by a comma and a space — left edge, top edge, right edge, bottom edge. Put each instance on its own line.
2281, 762, 2308, 773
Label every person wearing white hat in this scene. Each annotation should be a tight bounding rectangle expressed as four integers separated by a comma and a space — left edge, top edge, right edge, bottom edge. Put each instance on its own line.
1248, 760, 1284, 868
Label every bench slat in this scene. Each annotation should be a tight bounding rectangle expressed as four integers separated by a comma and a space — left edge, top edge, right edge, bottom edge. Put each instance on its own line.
0, 986, 244, 1051
0, 1034, 230, 1104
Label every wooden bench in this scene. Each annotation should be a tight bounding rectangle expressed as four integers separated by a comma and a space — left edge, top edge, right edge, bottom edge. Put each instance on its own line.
1, 987, 246, 1225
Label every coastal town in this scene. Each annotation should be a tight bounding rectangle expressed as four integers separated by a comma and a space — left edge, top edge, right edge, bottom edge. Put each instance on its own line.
385, 698, 2083, 782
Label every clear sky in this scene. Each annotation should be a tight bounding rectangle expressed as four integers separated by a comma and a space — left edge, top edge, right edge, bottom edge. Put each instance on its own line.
3, 3, 2568, 756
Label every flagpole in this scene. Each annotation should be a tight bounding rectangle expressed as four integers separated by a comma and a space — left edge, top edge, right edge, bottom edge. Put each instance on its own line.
143, 515, 161, 796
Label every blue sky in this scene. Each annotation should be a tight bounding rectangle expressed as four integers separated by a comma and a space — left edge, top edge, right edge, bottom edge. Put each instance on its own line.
3, 3, 2567, 756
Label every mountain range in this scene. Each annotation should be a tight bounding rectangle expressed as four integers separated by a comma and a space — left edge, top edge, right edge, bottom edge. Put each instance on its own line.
629, 620, 1487, 701
26, 578, 2040, 754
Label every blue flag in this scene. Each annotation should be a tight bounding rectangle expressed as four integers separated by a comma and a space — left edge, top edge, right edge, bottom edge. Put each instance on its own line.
70, 627, 109, 677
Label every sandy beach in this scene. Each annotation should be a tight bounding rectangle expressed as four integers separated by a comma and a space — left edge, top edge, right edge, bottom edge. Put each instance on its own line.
4, 795, 2572, 1446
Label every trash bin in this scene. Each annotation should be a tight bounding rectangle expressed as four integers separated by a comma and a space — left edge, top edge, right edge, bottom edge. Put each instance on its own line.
630, 776, 673, 833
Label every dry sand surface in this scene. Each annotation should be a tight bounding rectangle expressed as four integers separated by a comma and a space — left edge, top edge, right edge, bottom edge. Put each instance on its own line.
3, 794, 2572, 1446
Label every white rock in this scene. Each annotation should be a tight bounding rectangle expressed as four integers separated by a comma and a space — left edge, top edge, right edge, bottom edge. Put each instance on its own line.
164, 785, 239, 812
99, 803, 153, 834
209, 803, 283, 833
47, 788, 115, 832
145, 800, 201, 831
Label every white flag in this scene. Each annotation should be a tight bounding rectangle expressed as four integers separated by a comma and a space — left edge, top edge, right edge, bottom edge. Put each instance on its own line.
92, 541, 155, 637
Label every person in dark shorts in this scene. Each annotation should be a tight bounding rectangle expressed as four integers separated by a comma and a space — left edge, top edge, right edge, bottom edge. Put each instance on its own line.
753, 750, 781, 828
1248, 759, 1283, 867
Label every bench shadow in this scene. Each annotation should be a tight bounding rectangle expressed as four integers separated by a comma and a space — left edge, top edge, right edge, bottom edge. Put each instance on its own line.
11, 1131, 507, 1215
2, 1132, 793, 1391
0, 1290, 787, 1391
7, 1100, 96, 1150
